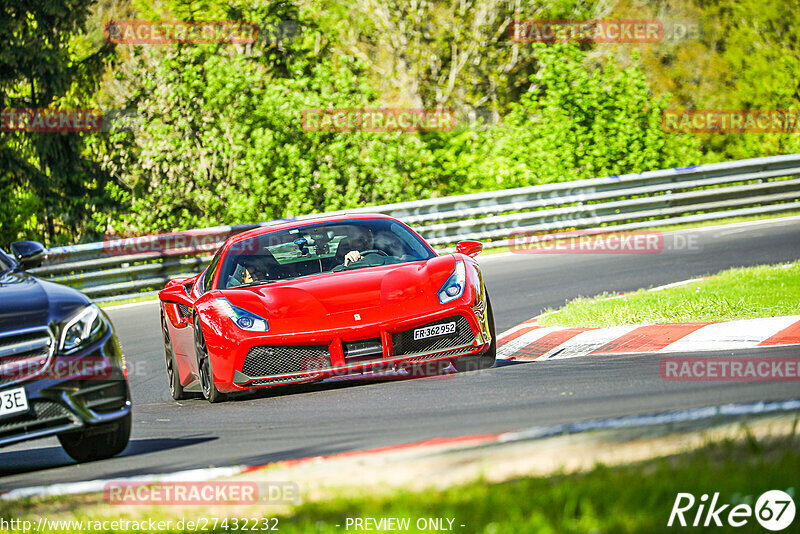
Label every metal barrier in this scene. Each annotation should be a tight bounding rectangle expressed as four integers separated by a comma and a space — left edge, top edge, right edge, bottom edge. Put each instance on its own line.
30, 153, 800, 301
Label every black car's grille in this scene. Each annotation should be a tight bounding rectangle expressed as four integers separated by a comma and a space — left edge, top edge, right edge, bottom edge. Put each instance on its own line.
74, 381, 129, 413
242, 345, 331, 378
392, 316, 474, 356
0, 399, 76, 438
0, 328, 53, 386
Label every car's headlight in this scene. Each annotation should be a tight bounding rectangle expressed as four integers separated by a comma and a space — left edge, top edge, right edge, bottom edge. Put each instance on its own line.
217, 298, 269, 332
438, 260, 466, 303
59, 304, 106, 353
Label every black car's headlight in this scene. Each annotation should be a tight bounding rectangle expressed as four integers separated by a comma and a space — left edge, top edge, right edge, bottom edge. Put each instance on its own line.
59, 304, 106, 353
438, 260, 466, 303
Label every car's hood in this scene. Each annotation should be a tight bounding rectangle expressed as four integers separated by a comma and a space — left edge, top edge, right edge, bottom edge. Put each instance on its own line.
221, 256, 456, 319
0, 271, 90, 332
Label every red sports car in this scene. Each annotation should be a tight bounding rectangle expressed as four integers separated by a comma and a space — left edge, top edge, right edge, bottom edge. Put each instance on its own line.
158, 214, 495, 402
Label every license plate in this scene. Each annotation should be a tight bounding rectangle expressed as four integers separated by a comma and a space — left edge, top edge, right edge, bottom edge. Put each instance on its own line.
0, 387, 29, 419
413, 321, 456, 341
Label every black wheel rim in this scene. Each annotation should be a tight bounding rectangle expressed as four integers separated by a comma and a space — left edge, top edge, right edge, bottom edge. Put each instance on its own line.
162, 318, 176, 396
194, 319, 211, 398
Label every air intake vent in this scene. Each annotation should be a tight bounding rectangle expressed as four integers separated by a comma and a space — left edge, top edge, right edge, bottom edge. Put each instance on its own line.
392, 316, 473, 356
242, 345, 331, 378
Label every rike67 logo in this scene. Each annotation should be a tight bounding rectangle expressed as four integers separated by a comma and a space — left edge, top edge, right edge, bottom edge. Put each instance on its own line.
669, 490, 796, 531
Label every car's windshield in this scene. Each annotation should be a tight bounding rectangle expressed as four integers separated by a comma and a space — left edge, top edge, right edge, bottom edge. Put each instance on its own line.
218, 219, 435, 289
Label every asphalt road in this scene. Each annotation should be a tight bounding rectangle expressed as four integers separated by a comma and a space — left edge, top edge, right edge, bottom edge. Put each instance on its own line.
2, 218, 800, 491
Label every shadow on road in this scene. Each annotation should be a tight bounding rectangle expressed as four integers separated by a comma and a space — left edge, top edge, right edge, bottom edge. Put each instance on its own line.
0, 436, 216, 478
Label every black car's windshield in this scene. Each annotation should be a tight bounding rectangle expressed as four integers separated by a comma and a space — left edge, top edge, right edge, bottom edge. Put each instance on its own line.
218, 219, 435, 289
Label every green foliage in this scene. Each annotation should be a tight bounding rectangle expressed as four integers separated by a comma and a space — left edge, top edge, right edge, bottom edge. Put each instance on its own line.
97, 7, 438, 234
431, 43, 701, 192
611, 0, 800, 162
0, 0, 118, 247
2, 0, 798, 245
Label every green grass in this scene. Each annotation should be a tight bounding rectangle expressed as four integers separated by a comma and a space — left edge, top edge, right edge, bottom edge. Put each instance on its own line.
279, 434, 799, 534
539, 261, 800, 328
4, 430, 796, 533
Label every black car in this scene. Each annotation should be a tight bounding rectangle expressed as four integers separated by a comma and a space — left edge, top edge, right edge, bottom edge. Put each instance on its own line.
0, 241, 131, 462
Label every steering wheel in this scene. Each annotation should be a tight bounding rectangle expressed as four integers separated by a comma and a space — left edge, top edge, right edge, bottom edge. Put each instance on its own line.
359, 249, 389, 257
333, 249, 389, 272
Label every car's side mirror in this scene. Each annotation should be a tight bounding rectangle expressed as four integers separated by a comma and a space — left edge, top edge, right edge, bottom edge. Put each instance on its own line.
159, 283, 194, 307
11, 241, 47, 270
456, 240, 483, 257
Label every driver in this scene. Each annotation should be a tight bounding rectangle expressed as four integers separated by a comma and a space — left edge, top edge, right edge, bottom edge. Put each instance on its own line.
240, 254, 274, 283
339, 228, 373, 266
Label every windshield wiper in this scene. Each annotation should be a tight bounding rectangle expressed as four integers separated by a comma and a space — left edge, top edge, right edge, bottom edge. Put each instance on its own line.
229, 279, 278, 289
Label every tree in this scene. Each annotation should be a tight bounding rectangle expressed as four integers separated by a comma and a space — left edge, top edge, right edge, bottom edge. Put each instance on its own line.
96, 3, 438, 234
0, 0, 117, 247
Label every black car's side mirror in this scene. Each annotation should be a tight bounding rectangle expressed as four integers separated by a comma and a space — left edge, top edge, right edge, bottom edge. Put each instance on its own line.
11, 241, 47, 270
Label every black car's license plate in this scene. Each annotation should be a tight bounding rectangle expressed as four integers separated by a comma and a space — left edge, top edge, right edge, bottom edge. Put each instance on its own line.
0, 387, 29, 419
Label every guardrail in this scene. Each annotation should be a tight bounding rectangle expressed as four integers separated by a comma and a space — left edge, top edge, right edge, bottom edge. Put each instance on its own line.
31, 153, 800, 301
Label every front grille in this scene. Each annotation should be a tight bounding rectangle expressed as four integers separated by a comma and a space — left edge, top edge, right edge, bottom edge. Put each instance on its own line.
242, 345, 331, 378
0, 399, 76, 438
75, 381, 129, 413
177, 304, 191, 318
392, 316, 474, 356
404, 346, 476, 362
343, 338, 383, 362
0, 328, 54, 386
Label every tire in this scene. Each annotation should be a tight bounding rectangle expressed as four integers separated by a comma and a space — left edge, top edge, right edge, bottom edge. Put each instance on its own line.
58, 411, 131, 463
454, 293, 496, 373
162, 314, 188, 400
194, 315, 226, 403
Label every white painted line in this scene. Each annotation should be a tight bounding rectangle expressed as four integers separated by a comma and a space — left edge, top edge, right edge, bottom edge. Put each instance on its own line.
499, 399, 800, 442
541, 325, 639, 360
663, 214, 800, 234
102, 299, 160, 311
476, 251, 515, 262
649, 278, 706, 291
497, 327, 565, 360
661, 316, 800, 352
0, 465, 245, 501
4, 398, 799, 503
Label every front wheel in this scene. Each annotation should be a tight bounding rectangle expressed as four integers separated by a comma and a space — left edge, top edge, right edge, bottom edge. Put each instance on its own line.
58, 412, 131, 463
163, 314, 189, 400
454, 293, 496, 372
194, 315, 226, 403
